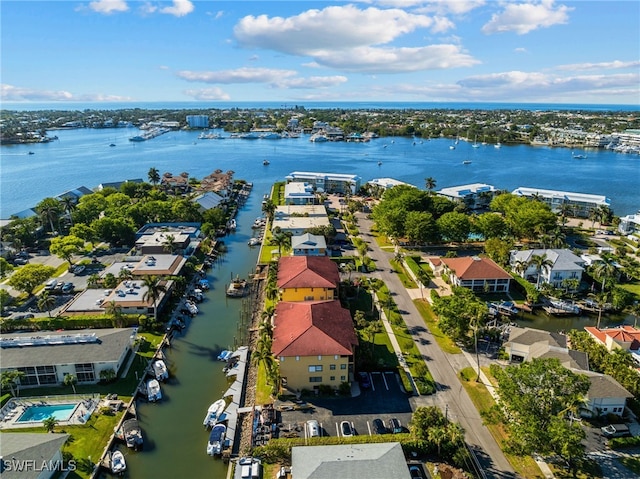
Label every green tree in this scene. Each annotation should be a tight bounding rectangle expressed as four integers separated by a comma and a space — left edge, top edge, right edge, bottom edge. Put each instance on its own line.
105, 300, 124, 328
528, 253, 554, 288
1, 370, 26, 396
432, 287, 488, 343
63, 373, 77, 394
436, 211, 471, 243
473, 212, 508, 239
49, 234, 85, 268
0, 257, 14, 278
37, 291, 57, 317
271, 228, 292, 257
36, 197, 62, 234
142, 275, 167, 322
424, 176, 437, 193
492, 357, 589, 457
7, 264, 56, 297
592, 258, 618, 292
43, 416, 58, 433
69, 223, 97, 248
99, 368, 117, 383
148, 167, 161, 186
404, 211, 437, 244
261, 199, 276, 221
484, 238, 514, 267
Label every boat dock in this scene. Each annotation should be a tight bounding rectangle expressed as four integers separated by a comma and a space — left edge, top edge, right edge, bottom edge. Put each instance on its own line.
222, 346, 249, 455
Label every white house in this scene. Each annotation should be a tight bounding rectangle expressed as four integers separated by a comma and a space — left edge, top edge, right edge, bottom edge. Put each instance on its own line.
438, 183, 496, 209
291, 233, 327, 256
510, 248, 585, 288
618, 211, 640, 235
511, 187, 610, 218
580, 371, 633, 417
284, 182, 315, 205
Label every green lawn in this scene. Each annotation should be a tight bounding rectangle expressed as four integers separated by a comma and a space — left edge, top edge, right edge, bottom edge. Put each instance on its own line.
413, 300, 461, 354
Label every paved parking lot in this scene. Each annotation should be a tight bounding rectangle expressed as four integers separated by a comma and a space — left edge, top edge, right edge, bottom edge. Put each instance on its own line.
276, 371, 414, 438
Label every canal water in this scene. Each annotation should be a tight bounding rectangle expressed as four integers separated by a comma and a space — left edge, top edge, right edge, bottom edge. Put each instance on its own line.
122, 192, 263, 479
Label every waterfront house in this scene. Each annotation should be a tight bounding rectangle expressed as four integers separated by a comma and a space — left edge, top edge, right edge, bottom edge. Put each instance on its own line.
618, 211, 640, 235
503, 327, 588, 369
277, 256, 339, 302
585, 325, 640, 366
97, 179, 143, 191
438, 183, 497, 210
193, 191, 225, 212
440, 256, 511, 292
580, 371, 634, 418
291, 233, 327, 256
272, 300, 358, 392
135, 231, 191, 255
160, 172, 190, 193
0, 328, 136, 387
284, 182, 316, 205
291, 442, 411, 479
367, 177, 415, 190
511, 186, 611, 218
510, 248, 585, 289
271, 205, 330, 236
285, 171, 361, 195
0, 433, 70, 479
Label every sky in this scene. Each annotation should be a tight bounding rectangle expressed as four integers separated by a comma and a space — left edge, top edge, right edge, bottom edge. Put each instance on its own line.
1, 0, 639, 105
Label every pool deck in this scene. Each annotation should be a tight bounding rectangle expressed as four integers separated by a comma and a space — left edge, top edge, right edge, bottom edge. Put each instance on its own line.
0, 395, 99, 429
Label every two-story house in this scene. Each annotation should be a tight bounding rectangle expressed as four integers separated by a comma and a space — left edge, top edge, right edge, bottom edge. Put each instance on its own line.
277, 256, 339, 302
510, 248, 585, 289
440, 256, 511, 292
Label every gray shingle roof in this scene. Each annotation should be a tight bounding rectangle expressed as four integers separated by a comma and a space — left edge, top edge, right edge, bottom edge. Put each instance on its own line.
0, 433, 69, 479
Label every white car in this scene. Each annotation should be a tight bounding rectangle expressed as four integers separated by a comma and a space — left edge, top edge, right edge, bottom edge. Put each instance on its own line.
307, 420, 320, 438
340, 421, 354, 437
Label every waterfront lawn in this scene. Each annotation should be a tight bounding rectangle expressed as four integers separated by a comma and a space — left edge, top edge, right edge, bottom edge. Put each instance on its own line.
413, 299, 461, 354
618, 281, 640, 300
255, 362, 272, 405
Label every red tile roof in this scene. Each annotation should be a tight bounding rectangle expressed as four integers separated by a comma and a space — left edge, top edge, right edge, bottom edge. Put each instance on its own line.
441, 256, 511, 280
272, 301, 358, 357
585, 326, 640, 350
277, 256, 340, 289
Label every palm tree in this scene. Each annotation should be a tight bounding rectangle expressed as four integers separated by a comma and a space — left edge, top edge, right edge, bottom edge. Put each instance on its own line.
162, 234, 176, 254
37, 291, 57, 318
513, 259, 529, 278
528, 253, 554, 288
261, 199, 276, 222
428, 425, 448, 455
592, 258, 617, 292
105, 300, 124, 328
271, 229, 291, 257
1, 370, 26, 397
148, 167, 160, 186
142, 275, 166, 322
424, 177, 437, 194
36, 197, 62, 234
87, 273, 101, 289
63, 374, 77, 394
43, 416, 58, 433
60, 196, 76, 226
557, 203, 572, 226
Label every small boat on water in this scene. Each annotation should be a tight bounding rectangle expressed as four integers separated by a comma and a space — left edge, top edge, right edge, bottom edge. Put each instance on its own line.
462, 160, 472, 165
110, 450, 127, 474
263, 159, 270, 165
217, 350, 233, 361
226, 276, 249, 297
248, 237, 261, 247
206, 423, 227, 456
228, 218, 237, 230
147, 379, 162, 402
109, 143, 116, 147
120, 419, 143, 450
153, 359, 169, 382
203, 398, 226, 428
489, 301, 519, 316
546, 299, 581, 315
28, 151, 35, 155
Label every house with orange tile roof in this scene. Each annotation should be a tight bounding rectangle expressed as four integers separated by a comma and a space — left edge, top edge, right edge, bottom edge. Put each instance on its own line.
277, 256, 340, 302
440, 256, 511, 292
585, 325, 640, 367
271, 300, 358, 392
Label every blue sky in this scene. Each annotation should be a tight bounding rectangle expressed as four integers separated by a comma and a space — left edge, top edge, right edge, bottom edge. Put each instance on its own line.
1, 0, 639, 104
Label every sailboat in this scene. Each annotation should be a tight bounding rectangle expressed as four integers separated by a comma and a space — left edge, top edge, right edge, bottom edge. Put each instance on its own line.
471, 135, 480, 148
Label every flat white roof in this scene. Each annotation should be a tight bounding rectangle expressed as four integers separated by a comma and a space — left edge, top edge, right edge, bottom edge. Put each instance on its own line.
275, 205, 328, 217
284, 182, 315, 197
439, 183, 495, 197
512, 187, 610, 205
286, 171, 361, 182
367, 178, 414, 189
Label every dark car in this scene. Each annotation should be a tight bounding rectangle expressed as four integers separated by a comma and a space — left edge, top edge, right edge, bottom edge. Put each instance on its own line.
61, 282, 74, 294
357, 371, 371, 389
11, 313, 35, 320
409, 466, 425, 478
388, 418, 402, 434
372, 418, 387, 435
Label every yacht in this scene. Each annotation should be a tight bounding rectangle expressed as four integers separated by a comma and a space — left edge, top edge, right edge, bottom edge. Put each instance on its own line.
152, 359, 169, 382
203, 399, 226, 428
206, 423, 227, 456
147, 379, 162, 402
309, 133, 328, 142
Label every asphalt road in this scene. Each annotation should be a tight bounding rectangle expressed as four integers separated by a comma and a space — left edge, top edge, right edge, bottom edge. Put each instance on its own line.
355, 211, 518, 479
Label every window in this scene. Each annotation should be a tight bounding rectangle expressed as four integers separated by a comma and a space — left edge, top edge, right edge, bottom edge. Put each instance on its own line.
308, 365, 323, 372
330, 376, 335, 381
340, 364, 347, 370
75, 363, 95, 383
304, 296, 314, 301
309, 377, 322, 383
280, 357, 285, 361
318, 355, 322, 360
296, 356, 300, 361
341, 376, 346, 381
330, 364, 336, 370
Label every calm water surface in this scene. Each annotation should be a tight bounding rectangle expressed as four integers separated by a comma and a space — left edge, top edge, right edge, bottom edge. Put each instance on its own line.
1, 128, 638, 217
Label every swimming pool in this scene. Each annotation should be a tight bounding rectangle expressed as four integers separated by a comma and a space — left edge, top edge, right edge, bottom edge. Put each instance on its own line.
17, 403, 78, 422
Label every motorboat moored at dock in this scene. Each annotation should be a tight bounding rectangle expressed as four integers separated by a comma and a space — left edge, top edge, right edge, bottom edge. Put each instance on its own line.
206, 423, 227, 456
203, 398, 226, 428
153, 359, 169, 382
147, 379, 162, 402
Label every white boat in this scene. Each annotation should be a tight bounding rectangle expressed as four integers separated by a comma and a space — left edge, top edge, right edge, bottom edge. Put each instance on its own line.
152, 359, 169, 382
494, 142, 502, 149
203, 398, 226, 428
248, 237, 261, 247
309, 133, 328, 142
111, 450, 127, 474
462, 160, 472, 165
206, 423, 227, 456
147, 379, 162, 402
260, 132, 281, 139
228, 219, 237, 230
120, 419, 143, 450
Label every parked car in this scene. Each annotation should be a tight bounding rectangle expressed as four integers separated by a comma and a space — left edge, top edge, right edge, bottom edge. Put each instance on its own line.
11, 313, 35, 320
306, 420, 320, 438
13, 257, 29, 265
388, 418, 402, 434
71, 265, 86, 275
601, 424, 631, 438
372, 418, 387, 435
340, 421, 354, 437
44, 279, 58, 290
357, 371, 371, 389
61, 282, 74, 294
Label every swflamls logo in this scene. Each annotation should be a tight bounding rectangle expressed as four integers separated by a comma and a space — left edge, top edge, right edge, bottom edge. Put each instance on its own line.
0, 458, 77, 472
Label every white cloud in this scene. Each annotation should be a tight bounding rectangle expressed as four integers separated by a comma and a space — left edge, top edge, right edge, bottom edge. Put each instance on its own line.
555, 60, 640, 71
312, 44, 479, 73
184, 87, 230, 101
514, 47, 527, 54
273, 76, 348, 89
177, 67, 298, 84
0, 84, 132, 102
160, 0, 194, 17
88, 0, 128, 14
456, 70, 640, 100
482, 0, 572, 35
139, 2, 157, 15
234, 5, 441, 54
412, 0, 486, 15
